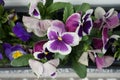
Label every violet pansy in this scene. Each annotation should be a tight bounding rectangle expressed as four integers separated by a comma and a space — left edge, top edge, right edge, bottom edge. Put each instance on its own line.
33, 41, 54, 60
94, 7, 120, 29
12, 22, 31, 41
45, 20, 79, 55
23, 16, 51, 37
3, 43, 26, 60
29, 58, 59, 78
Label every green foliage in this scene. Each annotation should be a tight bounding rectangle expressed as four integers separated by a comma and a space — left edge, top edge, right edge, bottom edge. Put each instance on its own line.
11, 54, 34, 67
63, 3, 74, 22
74, 5, 81, 12
0, 5, 4, 16
47, 2, 67, 14
45, 0, 53, 7
72, 58, 87, 78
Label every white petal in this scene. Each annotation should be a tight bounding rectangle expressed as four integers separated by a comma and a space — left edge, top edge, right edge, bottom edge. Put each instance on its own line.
78, 52, 88, 66
105, 8, 114, 18
48, 59, 60, 67
110, 35, 120, 40
43, 62, 57, 77
94, 7, 106, 19
29, 59, 43, 78
33, 52, 41, 60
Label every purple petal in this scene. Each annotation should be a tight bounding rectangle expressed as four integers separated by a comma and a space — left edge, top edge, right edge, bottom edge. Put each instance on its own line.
0, 53, 3, 60
76, 25, 83, 37
66, 13, 81, 32
62, 32, 79, 46
51, 20, 66, 34
104, 8, 114, 18
104, 15, 120, 29
47, 40, 71, 55
83, 19, 93, 35
47, 29, 58, 40
95, 56, 104, 69
33, 52, 45, 60
33, 41, 47, 52
45, 53, 54, 60
118, 13, 120, 19
33, 9, 39, 16
0, 0, 4, 6
102, 27, 109, 53
92, 38, 103, 49
103, 56, 115, 67
12, 22, 31, 41
94, 19, 103, 29
3, 43, 12, 50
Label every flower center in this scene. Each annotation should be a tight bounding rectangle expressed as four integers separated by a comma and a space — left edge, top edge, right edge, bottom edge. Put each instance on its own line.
58, 36, 62, 41
12, 50, 23, 59
44, 52, 48, 55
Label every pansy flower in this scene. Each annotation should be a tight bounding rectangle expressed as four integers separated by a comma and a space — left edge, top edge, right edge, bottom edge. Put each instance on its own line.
29, 58, 59, 78
33, 41, 54, 60
3, 43, 26, 60
94, 7, 120, 29
45, 20, 79, 55
12, 22, 31, 41
0, 0, 4, 6
23, 16, 52, 37
66, 9, 93, 38
29, 0, 44, 19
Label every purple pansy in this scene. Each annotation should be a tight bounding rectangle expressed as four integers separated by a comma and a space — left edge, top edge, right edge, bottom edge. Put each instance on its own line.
33, 41, 54, 60
45, 20, 79, 55
3, 43, 26, 60
0, 53, 3, 60
94, 7, 120, 29
29, 0, 43, 19
92, 35, 120, 54
0, 0, 4, 6
12, 22, 31, 41
66, 9, 93, 38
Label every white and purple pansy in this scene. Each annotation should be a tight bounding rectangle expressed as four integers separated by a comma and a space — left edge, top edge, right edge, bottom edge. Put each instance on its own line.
29, 58, 59, 78
29, 0, 43, 19
3, 43, 26, 60
45, 20, 79, 55
94, 7, 120, 29
33, 41, 54, 60
76, 9, 93, 38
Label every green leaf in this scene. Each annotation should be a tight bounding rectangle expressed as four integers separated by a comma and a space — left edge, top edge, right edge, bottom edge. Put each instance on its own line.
45, 0, 53, 7
37, 2, 45, 19
1, 12, 8, 23
0, 24, 5, 39
47, 2, 67, 14
74, 5, 81, 12
72, 60, 87, 78
11, 54, 34, 67
0, 5, 4, 16
63, 3, 74, 22
54, 53, 66, 60
79, 3, 91, 14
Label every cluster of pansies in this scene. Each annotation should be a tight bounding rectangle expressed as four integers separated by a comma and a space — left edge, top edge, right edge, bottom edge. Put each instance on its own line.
0, 0, 120, 79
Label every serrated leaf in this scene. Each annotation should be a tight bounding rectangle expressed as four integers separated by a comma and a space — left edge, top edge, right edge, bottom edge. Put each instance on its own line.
45, 0, 53, 7
72, 59, 87, 78
47, 2, 67, 14
11, 54, 34, 67
63, 3, 74, 22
